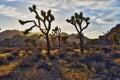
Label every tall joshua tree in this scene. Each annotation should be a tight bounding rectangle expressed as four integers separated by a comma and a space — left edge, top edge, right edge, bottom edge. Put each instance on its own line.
18, 5, 55, 58
52, 26, 61, 47
66, 12, 90, 55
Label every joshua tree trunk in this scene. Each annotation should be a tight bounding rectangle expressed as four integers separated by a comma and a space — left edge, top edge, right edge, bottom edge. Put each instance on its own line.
46, 34, 50, 58
79, 33, 83, 55
58, 33, 61, 47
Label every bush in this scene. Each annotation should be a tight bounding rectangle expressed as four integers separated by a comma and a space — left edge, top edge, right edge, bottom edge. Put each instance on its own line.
2, 49, 12, 53
7, 55, 15, 61
58, 52, 67, 58
0, 59, 4, 66
112, 53, 120, 58
105, 60, 115, 68
102, 48, 111, 53
35, 60, 51, 71
24, 68, 50, 80
12, 51, 19, 56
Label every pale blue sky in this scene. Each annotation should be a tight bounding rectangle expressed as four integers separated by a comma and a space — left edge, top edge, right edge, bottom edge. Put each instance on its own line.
0, 0, 120, 39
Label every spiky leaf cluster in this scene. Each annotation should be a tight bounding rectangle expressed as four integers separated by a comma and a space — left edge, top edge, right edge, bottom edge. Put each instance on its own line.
52, 26, 61, 35
66, 11, 90, 33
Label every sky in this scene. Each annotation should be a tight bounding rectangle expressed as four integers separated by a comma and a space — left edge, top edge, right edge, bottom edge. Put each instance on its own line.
0, 0, 120, 39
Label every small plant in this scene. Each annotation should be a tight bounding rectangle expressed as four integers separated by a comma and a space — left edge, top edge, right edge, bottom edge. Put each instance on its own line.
66, 11, 90, 55
4, 38, 10, 47
52, 26, 61, 47
19, 5, 55, 58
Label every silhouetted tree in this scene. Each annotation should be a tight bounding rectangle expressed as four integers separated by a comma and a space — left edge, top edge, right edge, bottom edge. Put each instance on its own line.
52, 26, 61, 47
4, 38, 10, 47
49, 34, 57, 48
19, 5, 55, 58
66, 11, 90, 55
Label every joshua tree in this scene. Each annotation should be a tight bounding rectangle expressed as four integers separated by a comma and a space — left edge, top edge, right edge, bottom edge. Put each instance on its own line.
66, 11, 90, 55
52, 26, 61, 47
4, 38, 10, 47
49, 34, 57, 48
18, 5, 55, 58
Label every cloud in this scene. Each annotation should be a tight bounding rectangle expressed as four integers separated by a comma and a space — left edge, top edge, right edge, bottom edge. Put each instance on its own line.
95, 18, 115, 24
0, 4, 27, 19
6, 0, 17, 1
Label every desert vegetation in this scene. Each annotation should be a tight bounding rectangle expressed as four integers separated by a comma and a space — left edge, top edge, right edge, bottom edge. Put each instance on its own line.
0, 4, 120, 80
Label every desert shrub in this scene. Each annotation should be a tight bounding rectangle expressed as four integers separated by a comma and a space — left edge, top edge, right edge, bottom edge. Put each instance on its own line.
34, 60, 51, 71
38, 47, 43, 52
94, 48, 100, 51
49, 50, 60, 59
91, 62, 106, 73
102, 47, 111, 53
18, 57, 34, 68
0, 53, 15, 62
0, 59, 4, 66
31, 52, 42, 62
71, 53, 80, 58
63, 56, 73, 63
24, 68, 50, 80
84, 54, 104, 62
7, 55, 15, 61
18, 50, 26, 57
79, 54, 104, 71
11, 50, 19, 56
2, 49, 13, 53
63, 47, 73, 52
112, 52, 120, 58
73, 49, 81, 53
58, 52, 67, 58
35, 52, 41, 59
105, 60, 115, 68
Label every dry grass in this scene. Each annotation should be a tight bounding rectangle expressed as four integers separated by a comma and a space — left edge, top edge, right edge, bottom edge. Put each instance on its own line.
60, 62, 93, 80
113, 58, 120, 65
0, 62, 19, 76
0, 46, 120, 80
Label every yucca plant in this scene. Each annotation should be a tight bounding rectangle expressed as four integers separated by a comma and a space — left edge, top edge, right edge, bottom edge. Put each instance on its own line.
66, 12, 90, 55
19, 5, 55, 58
52, 26, 61, 47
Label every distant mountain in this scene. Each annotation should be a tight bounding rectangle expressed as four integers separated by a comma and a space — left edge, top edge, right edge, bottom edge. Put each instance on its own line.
0, 30, 90, 47
98, 24, 120, 45
67, 33, 89, 44
0, 30, 23, 41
